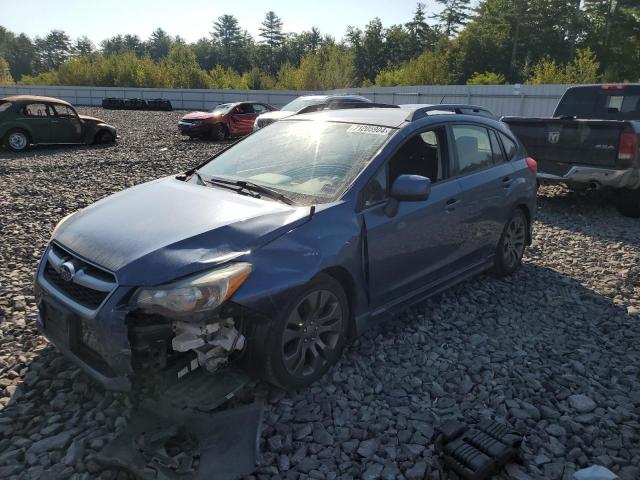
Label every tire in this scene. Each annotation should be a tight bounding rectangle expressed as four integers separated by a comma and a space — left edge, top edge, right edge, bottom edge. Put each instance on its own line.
258, 274, 349, 390
616, 188, 640, 218
493, 209, 528, 276
4, 130, 30, 152
95, 130, 115, 145
211, 123, 228, 141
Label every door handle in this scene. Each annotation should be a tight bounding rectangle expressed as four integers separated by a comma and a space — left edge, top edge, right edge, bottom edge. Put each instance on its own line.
502, 176, 514, 188
445, 198, 460, 211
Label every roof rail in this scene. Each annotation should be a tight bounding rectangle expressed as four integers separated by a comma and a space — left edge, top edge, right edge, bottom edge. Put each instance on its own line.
407, 104, 497, 121
297, 102, 399, 114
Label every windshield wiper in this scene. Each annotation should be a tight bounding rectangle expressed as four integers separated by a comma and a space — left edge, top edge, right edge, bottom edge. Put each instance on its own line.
206, 177, 295, 205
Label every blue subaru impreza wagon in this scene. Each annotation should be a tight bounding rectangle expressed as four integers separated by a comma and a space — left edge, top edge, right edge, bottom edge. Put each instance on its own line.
35, 105, 537, 391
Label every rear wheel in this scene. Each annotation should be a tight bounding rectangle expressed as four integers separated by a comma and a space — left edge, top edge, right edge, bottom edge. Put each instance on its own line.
259, 274, 348, 389
4, 130, 30, 152
616, 188, 640, 218
210, 123, 228, 141
494, 209, 528, 276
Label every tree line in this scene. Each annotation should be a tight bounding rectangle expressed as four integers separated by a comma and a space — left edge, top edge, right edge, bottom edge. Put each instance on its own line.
0, 1, 638, 89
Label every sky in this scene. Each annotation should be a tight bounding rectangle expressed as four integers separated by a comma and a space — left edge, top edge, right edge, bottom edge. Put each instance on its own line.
0, 0, 443, 45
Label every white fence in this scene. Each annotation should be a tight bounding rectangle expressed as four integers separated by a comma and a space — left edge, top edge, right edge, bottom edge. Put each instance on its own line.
0, 84, 570, 116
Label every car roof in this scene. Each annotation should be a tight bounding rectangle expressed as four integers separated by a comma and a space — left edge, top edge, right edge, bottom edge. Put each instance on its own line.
2, 95, 72, 106
291, 104, 500, 128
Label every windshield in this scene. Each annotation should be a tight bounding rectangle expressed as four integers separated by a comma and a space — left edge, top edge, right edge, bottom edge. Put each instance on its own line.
198, 120, 395, 204
280, 97, 326, 112
209, 103, 234, 114
0, 101, 12, 113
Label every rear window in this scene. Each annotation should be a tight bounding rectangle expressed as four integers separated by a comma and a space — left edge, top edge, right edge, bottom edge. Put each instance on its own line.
555, 86, 640, 119
554, 87, 598, 117
0, 101, 12, 113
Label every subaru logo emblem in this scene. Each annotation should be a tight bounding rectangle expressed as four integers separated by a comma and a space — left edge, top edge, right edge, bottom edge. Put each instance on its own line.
548, 131, 560, 144
60, 262, 76, 282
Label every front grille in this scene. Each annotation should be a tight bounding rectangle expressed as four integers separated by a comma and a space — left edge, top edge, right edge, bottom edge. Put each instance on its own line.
41, 243, 116, 311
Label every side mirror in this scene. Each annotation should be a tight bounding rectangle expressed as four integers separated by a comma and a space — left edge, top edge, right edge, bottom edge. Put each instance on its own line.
390, 174, 431, 201
385, 174, 431, 217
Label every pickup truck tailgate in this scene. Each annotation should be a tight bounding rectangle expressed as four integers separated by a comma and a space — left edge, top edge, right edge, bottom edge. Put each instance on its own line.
502, 117, 626, 176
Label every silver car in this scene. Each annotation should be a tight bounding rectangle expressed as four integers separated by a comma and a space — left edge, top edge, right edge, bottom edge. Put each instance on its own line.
253, 94, 372, 130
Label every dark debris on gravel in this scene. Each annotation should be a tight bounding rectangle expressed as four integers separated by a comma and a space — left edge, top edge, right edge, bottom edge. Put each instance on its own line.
0, 108, 639, 480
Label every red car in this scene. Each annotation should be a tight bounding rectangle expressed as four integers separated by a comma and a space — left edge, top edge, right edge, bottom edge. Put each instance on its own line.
178, 102, 277, 140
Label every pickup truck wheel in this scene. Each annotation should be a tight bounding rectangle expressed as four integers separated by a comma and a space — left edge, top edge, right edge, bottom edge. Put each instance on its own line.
259, 274, 348, 390
616, 188, 640, 218
4, 130, 30, 152
211, 123, 228, 141
494, 209, 528, 276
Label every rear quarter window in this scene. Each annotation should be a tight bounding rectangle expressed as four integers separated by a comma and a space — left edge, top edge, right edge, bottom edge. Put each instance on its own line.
499, 133, 519, 161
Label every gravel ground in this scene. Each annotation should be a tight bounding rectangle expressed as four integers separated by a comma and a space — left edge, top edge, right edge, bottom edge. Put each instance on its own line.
0, 108, 639, 480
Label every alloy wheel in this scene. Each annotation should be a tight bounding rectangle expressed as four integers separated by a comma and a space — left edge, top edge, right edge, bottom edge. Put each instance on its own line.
502, 214, 526, 269
282, 290, 343, 379
8, 132, 28, 151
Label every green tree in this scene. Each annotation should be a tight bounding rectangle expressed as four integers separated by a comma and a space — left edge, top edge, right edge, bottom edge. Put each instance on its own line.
212, 14, 243, 70
4, 33, 35, 79
406, 2, 438, 53
433, 0, 472, 36
73, 36, 94, 56
527, 48, 601, 84
146, 28, 173, 60
34, 30, 72, 71
0, 56, 14, 84
259, 11, 285, 74
466, 71, 507, 84
165, 43, 210, 88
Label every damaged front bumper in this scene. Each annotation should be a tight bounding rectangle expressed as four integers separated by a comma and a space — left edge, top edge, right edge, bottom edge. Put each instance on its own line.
35, 243, 250, 392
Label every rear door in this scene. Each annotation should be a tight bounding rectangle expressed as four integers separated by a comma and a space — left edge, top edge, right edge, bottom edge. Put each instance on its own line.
20, 102, 54, 143
229, 104, 258, 135
450, 124, 516, 262
50, 104, 83, 143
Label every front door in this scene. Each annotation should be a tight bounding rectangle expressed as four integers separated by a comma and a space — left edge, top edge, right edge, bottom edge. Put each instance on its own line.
229, 104, 258, 136
50, 104, 83, 143
21, 102, 54, 143
362, 127, 466, 311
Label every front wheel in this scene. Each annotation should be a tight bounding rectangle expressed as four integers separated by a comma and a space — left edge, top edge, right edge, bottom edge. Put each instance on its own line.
615, 188, 640, 218
258, 274, 349, 389
210, 123, 228, 141
494, 209, 528, 276
4, 130, 30, 152
95, 130, 115, 144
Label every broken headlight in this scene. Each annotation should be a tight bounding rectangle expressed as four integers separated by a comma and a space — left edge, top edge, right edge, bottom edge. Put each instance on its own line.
132, 263, 252, 317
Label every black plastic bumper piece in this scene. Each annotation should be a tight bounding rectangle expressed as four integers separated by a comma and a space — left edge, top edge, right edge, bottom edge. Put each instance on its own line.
436, 419, 522, 480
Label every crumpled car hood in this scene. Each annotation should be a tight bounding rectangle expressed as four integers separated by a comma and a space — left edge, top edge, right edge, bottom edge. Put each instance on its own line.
182, 111, 220, 121
52, 176, 310, 286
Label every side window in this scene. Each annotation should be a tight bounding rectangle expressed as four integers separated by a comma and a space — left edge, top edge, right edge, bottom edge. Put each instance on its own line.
388, 127, 446, 185
488, 130, 506, 165
23, 103, 51, 117
451, 125, 493, 175
234, 104, 254, 114
252, 104, 268, 114
499, 132, 518, 161
52, 104, 77, 118
361, 165, 387, 208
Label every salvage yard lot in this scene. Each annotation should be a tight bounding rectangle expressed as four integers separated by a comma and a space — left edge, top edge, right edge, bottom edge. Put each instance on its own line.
0, 108, 639, 480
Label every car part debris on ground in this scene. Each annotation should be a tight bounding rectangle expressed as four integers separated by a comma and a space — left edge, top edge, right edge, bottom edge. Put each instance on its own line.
98, 368, 264, 480
434, 419, 523, 479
